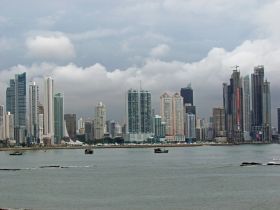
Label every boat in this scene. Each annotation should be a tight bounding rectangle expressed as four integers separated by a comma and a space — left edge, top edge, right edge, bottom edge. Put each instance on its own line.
85, 148, 93, 154
154, 148, 168, 153
9, 151, 23, 156
240, 162, 262, 166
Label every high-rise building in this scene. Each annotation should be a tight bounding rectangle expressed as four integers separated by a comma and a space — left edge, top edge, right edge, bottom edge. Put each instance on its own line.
278, 108, 280, 134
0, 105, 4, 140
54, 93, 64, 144
180, 84, 193, 105
44, 77, 54, 143
262, 80, 271, 140
127, 89, 140, 133
94, 102, 106, 140
153, 115, 166, 141
223, 69, 243, 143
38, 103, 44, 143
5, 112, 14, 140
6, 79, 15, 114
84, 120, 93, 141
64, 114, 76, 140
212, 107, 226, 138
28, 81, 39, 143
172, 93, 185, 141
140, 90, 152, 133
126, 89, 152, 142
242, 75, 251, 141
251, 66, 271, 141
185, 113, 196, 142
6, 72, 26, 144
160, 92, 184, 141
160, 93, 173, 136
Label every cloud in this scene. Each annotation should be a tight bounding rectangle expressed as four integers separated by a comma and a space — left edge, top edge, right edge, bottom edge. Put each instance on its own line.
149, 44, 170, 58
26, 35, 75, 60
1, 34, 280, 125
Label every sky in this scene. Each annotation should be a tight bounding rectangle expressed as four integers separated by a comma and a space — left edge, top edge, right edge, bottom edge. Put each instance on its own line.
0, 0, 280, 126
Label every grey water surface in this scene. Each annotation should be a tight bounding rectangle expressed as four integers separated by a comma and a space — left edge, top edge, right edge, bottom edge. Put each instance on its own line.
1, 144, 280, 210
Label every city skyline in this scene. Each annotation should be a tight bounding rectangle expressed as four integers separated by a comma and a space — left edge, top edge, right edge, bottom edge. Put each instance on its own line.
1, 1, 280, 127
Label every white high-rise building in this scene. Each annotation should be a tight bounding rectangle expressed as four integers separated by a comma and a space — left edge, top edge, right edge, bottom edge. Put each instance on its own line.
5, 112, 14, 140
0, 105, 4, 140
242, 75, 251, 141
43, 77, 54, 144
160, 93, 173, 136
28, 81, 39, 143
94, 102, 106, 140
160, 92, 185, 141
172, 93, 185, 141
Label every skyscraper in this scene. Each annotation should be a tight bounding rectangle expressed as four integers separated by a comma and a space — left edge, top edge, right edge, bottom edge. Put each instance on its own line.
126, 89, 152, 142
223, 69, 243, 143
242, 75, 251, 141
185, 113, 196, 142
153, 115, 166, 141
172, 93, 185, 141
278, 108, 280, 134
160, 93, 173, 137
262, 80, 271, 140
5, 112, 14, 140
212, 107, 226, 138
6, 72, 26, 144
94, 102, 106, 140
127, 89, 140, 133
251, 65, 271, 141
160, 92, 184, 141
180, 84, 193, 105
140, 90, 152, 133
54, 93, 64, 144
28, 81, 39, 143
0, 105, 4, 140
64, 114, 76, 140
44, 77, 54, 143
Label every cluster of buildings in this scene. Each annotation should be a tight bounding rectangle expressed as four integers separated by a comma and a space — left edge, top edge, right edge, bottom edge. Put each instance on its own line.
212, 65, 272, 143
0, 65, 276, 146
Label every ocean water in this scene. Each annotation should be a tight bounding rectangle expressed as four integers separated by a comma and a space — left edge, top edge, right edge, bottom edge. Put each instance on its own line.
1, 145, 280, 210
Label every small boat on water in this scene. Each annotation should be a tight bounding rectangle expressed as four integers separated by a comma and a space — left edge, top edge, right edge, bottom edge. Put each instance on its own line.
9, 151, 23, 156
85, 148, 93, 154
154, 148, 168, 153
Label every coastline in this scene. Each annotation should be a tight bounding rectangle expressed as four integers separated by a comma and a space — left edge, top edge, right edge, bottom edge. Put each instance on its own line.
0, 142, 274, 152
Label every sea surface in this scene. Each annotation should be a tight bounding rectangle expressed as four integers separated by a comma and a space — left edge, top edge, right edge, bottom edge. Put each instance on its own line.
1, 144, 280, 210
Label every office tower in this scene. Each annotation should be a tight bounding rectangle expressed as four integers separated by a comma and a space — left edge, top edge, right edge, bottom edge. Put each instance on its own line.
64, 114, 76, 140
223, 69, 243, 143
251, 65, 264, 127
127, 89, 140, 133
126, 89, 152, 142
153, 115, 166, 141
6, 72, 26, 144
172, 93, 185, 141
160, 92, 173, 137
38, 103, 44, 143
262, 80, 271, 140
0, 105, 4, 140
180, 84, 193, 105
44, 77, 54, 143
251, 65, 271, 141
54, 93, 64, 144
84, 120, 93, 141
212, 107, 226, 138
140, 90, 152, 133
28, 81, 39, 143
5, 112, 14, 140
185, 113, 196, 142
242, 75, 251, 141
6, 79, 15, 114
278, 108, 280, 134
94, 102, 106, 140
77, 117, 85, 134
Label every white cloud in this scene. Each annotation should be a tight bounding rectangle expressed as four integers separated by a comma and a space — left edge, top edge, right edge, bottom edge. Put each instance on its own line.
149, 44, 170, 58
26, 35, 75, 60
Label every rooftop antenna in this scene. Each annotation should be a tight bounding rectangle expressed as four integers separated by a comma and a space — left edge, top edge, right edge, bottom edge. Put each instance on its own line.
231, 65, 239, 72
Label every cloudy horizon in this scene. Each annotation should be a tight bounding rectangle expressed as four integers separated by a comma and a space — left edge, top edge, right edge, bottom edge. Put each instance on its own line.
1, 0, 280, 126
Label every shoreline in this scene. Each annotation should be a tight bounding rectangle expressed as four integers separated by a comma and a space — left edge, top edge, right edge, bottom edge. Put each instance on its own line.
0, 142, 276, 152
